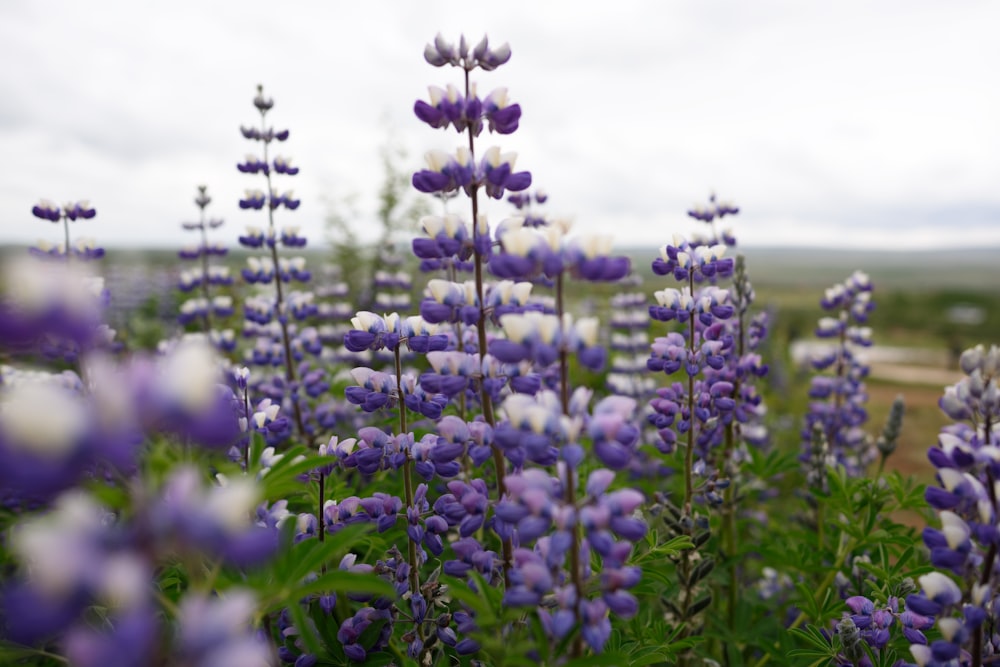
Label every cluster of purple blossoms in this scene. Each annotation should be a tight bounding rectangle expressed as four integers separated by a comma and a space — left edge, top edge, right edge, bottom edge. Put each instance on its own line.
490, 311, 605, 372
686, 192, 739, 246
607, 276, 655, 398
490, 221, 631, 283
414, 82, 521, 135
495, 440, 648, 653
412, 213, 488, 274
345, 366, 447, 419
647, 277, 736, 459
418, 277, 541, 332
30, 199, 103, 261
371, 256, 413, 314
235, 85, 335, 443
2, 474, 275, 666
0, 256, 113, 361
646, 225, 774, 554
833, 594, 933, 666
506, 189, 549, 227
884, 344, 1000, 666
343, 311, 448, 355
0, 263, 273, 662
802, 271, 876, 479
422, 32, 512, 71
652, 235, 736, 285
4, 200, 112, 360
176, 186, 236, 342
412, 145, 531, 200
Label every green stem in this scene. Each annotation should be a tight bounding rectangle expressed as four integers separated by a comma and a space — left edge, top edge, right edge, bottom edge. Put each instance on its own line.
464, 66, 512, 589
198, 209, 214, 333
684, 272, 696, 514
62, 215, 71, 261
395, 346, 418, 595
557, 273, 584, 659
318, 472, 326, 544
817, 503, 825, 552
257, 95, 306, 440
722, 426, 738, 632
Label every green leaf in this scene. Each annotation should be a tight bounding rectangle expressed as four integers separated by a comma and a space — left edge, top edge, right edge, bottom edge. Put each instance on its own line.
789, 625, 834, 652
563, 651, 630, 666
287, 599, 326, 658
293, 569, 395, 600
441, 575, 496, 623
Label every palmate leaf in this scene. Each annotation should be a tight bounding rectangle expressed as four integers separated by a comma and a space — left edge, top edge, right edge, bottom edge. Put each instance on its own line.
745, 446, 801, 480
789, 625, 835, 653
635, 533, 694, 564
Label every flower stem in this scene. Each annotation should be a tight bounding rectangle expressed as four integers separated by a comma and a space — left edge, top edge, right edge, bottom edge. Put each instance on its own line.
395, 346, 419, 595
684, 272, 696, 514
464, 66, 512, 588
317, 472, 326, 544
257, 104, 306, 440
557, 272, 584, 658
62, 215, 71, 261
198, 209, 214, 333
722, 424, 738, 633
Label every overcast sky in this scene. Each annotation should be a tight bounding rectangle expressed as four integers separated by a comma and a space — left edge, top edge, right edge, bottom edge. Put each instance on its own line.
2, 1, 998, 251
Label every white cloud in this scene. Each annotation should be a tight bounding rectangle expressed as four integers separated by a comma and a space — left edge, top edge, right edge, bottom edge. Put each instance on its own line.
1, 0, 998, 250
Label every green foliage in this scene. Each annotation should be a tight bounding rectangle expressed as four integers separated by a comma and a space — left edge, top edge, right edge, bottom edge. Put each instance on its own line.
324, 135, 428, 309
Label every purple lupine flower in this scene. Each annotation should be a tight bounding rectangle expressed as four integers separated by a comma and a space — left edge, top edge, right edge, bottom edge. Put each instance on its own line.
490, 311, 604, 371
0, 256, 111, 358
239, 189, 267, 210
562, 234, 631, 282
63, 607, 159, 667
0, 372, 95, 501
802, 272, 877, 478
483, 87, 521, 134
235, 85, 328, 446
422, 33, 511, 71
4, 496, 152, 651
494, 393, 565, 466
588, 396, 641, 470
412, 146, 530, 199
899, 344, 1000, 664
31, 198, 62, 222
687, 192, 740, 247
152, 467, 278, 567
420, 350, 476, 397
176, 591, 275, 667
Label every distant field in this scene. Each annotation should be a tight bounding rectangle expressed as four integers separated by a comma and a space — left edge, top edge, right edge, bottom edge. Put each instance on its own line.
625, 245, 1000, 291
5, 243, 999, 292
1, 241, 991, 482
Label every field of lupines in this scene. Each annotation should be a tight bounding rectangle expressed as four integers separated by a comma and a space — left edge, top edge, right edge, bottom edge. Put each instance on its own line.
1, 34, 998, 667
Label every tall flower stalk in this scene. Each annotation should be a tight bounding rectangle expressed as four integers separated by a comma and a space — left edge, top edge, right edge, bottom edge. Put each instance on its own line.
237, 85, 309, 440
177, 185, 234, 344
716, 254, 770, 628
647, 233, 736, 657
413, 32, 529, 582
30, 200, 102, 262
803, 270, 875, 477
899, 344, 1000, 667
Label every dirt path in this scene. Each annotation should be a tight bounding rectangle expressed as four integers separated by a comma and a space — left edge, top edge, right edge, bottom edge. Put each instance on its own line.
869, 363, 961, 387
